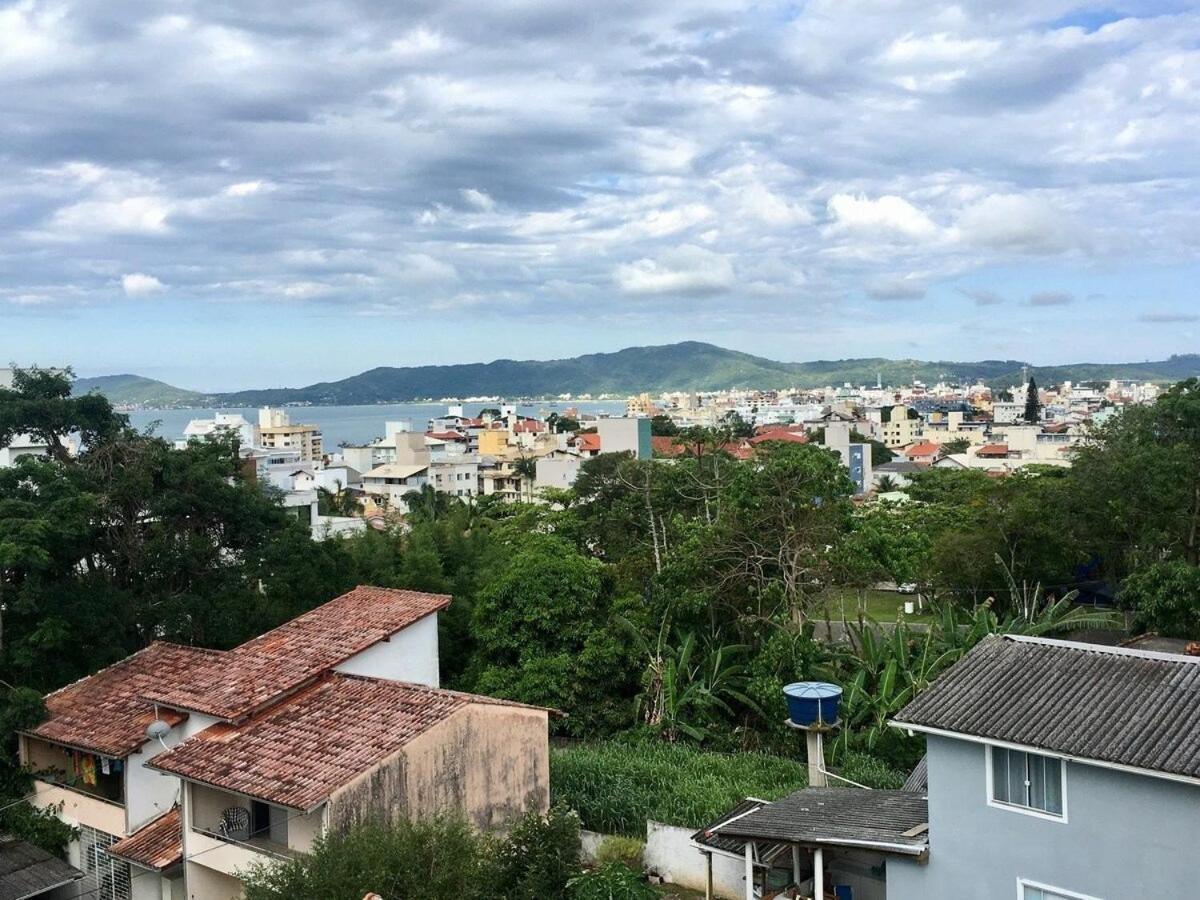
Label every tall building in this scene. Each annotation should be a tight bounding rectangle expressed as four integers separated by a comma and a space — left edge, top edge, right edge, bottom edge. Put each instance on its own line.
257, 408, 323, 461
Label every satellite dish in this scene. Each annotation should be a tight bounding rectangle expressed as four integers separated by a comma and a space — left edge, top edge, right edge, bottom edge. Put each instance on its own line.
146, 719, 172, 742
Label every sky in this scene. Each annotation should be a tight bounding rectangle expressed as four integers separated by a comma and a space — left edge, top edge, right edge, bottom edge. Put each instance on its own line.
1, 0, 1198, 390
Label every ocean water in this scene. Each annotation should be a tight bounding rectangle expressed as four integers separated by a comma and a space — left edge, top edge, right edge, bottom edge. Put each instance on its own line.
128, 400, 629, 447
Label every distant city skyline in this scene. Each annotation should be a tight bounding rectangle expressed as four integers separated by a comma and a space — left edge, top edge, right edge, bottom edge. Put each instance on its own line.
3, 1, 1198, 390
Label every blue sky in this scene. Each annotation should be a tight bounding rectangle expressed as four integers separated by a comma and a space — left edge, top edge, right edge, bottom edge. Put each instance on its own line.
1, 1, 1197, 390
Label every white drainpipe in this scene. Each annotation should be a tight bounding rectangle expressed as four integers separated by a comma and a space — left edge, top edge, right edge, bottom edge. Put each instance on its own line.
813, 847, 824, 898
744, 841, 755, 900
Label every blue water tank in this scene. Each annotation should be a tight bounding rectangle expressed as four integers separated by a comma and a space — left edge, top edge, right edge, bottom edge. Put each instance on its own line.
782, 682, 842, 727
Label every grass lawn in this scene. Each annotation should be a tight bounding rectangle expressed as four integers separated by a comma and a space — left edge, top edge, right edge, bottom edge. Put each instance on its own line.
821, 588, 935, 623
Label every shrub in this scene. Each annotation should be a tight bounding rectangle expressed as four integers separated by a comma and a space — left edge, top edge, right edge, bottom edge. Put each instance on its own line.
491, 804, 581, 899
568, 862, 657, 900
595, 835, 645, 871
836, 751, 907, 790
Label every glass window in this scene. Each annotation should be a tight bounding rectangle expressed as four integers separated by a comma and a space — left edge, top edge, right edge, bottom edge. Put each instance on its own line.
990, 747, 1063, 816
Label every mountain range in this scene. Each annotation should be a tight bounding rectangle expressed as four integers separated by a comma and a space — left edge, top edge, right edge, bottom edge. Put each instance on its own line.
72, 342, 1200, 408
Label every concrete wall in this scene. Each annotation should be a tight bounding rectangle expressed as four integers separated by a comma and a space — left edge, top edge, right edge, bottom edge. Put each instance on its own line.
643, 822, 746, 898
333, 613, 439, 687
184, 861, 243, 900
127, 713, 220, 833
597, 418, 651, 459
889, 734, 1200, 899
327, 703, 549, 834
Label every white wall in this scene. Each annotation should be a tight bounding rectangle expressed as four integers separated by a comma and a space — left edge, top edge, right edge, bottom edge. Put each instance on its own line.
334, 613, 440, 687
644, 821, 747, 899
126, 713, 221, 833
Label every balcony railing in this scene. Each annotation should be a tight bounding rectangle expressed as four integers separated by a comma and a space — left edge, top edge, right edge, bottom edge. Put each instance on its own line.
194, 826, 295, 861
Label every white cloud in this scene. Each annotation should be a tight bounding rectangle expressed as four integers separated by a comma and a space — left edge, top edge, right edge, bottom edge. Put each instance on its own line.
121, 273, 166, 295
460, 188, 496, 211
223, 180, 267, 197
826, 194, 940, 241
51, 195, 172, 236
954, 193, 1080, 254
615, 244, 734, 295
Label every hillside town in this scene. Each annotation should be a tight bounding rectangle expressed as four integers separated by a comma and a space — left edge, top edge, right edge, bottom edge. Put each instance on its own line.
2, 364, 1199, 900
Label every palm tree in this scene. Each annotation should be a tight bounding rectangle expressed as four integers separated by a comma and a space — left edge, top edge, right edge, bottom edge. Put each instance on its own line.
512, 455, 538, 502
875, 475, 899, 493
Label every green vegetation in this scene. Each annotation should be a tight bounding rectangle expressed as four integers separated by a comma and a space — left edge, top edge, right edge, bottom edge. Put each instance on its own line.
73, 344, 1200, 406
243, 806, 582, 900
596, 836, 646, 871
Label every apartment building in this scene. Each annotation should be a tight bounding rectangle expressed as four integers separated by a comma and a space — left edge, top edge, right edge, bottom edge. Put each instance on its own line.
866, 405, 923, 448
21, 586, 551, 900
256, 408, 323, 462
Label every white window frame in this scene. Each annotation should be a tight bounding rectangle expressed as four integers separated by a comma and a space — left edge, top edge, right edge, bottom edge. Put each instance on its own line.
1017, 877, 1102, 900
985, 744, 1068, 823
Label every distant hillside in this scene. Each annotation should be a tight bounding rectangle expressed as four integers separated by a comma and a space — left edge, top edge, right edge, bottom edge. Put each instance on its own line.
73, 374, 207, 408
71, 345, 1200, 407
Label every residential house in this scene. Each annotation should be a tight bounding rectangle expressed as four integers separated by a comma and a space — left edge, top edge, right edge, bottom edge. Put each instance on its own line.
697, 634, 1200, 899
22, 586, 551, 900
889, 635, 1200, 898
900, 441, 941, 465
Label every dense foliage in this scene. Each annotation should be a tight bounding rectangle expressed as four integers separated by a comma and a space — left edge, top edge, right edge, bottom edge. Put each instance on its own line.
549, 741, 903, 836
243, 806, 581, 900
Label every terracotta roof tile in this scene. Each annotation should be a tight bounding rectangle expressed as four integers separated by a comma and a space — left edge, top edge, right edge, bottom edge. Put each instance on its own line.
142, 586, 450, 721
904, 442, 941, 457
29, 643, 222, 757
108, 808, 182, 871
149, 674, 548, 810
749, 429, 809, 445
574, 433, 601, 452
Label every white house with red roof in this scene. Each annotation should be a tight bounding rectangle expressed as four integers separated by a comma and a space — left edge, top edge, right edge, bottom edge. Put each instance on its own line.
20, 587, 551, 900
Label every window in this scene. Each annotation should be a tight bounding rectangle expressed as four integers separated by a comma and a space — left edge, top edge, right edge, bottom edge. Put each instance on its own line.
79, 826, 131, 900
989, 746, 1065, 819
1019, 879, 1101, 900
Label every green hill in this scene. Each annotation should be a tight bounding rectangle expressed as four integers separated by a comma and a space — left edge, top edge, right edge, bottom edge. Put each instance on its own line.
71, 345, 1200, 407
72, 374, 207, 409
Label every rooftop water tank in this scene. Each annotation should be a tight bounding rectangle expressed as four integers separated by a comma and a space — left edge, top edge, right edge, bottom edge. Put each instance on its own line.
783, 681, 842, 728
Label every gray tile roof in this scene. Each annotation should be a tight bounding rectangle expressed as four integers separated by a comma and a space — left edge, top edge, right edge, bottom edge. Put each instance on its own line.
705, 788, 929, 856
691, 798, 773, 857
902, 755, 928, 792
894, 634, 1200, 780
0, 837, 82, 900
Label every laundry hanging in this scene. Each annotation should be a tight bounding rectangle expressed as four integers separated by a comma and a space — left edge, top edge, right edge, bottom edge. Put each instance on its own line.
80, 754, 97, 787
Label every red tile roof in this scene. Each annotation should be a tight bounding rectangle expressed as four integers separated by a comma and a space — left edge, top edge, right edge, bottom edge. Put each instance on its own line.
976, 443, 1009, 457
651, 436, 687, 458
29, 643, 221, 757
904, 442, 942, 458
425, 431, 466, 442
749, 429, 809, 445
108, 808, 182, 871
142, 586, 450, 722
149, 674, 548, 811
574, 433, 601, 452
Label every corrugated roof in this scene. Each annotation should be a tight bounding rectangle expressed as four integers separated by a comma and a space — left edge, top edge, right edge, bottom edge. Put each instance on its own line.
902, 756, 928, 793
142, 586, 450, 721
28, 643, 221, 757
108, 808, 182, 871
894, 635, 1200, 780
0, 837, 82, 900
707, 788, 928, 856
148, 674, 549, 810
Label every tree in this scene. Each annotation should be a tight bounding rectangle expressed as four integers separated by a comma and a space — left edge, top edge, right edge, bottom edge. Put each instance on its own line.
940, 437, 971, 456
1024, 377, 1041, 423
512, 455, 539, 502
1121, 561, 1200, 638
0, 367, 127, 462
466, 534, 638, 733
650, 415, 678, 437
875, 475, 899, 493
715, 442, 854, 624
546, 413, 580, 434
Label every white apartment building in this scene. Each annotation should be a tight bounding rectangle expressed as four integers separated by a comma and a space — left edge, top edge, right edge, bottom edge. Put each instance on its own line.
867, 405, 923, 448
180, 413, 258, 448
257, 408, 322, 461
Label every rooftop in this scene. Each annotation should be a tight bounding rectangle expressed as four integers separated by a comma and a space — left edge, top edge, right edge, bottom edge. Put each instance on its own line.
142, 586, 450, 721
0, 837, 82, 900
699, 788, 928, 857
108, 808, 182, 871
894, 634, 1200, 781
149, 673, 548, 810
362, 463, 430, 479
29, 642, 221, 757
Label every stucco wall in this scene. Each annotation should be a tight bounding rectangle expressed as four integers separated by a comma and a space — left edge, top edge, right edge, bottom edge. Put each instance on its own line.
334, 613, 440, 687
326, 702, 548, 834
127, 713, 221, 833
888, 734, 1200, 899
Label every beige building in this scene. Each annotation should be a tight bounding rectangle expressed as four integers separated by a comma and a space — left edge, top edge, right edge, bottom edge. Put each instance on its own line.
869, 405, 924, 448
20, 586, 551, 900
257, 407, 323, 461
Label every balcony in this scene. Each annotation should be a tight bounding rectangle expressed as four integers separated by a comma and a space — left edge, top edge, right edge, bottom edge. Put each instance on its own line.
186, 782, 322, 877
32, 778, 126, 836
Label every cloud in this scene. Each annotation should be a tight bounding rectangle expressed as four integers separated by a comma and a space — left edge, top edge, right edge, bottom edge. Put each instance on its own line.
958, 287, 1004, 306
615, 245, 735, 296
460, 188, 496, 212
223, 180, 267, 197
954, 194, 1080, 254
1028, 291, 1074, 307
865, 274, 927, 301
121, 273, 166, 295
826, 194, 939, 241
1139, 311, 1199, 323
